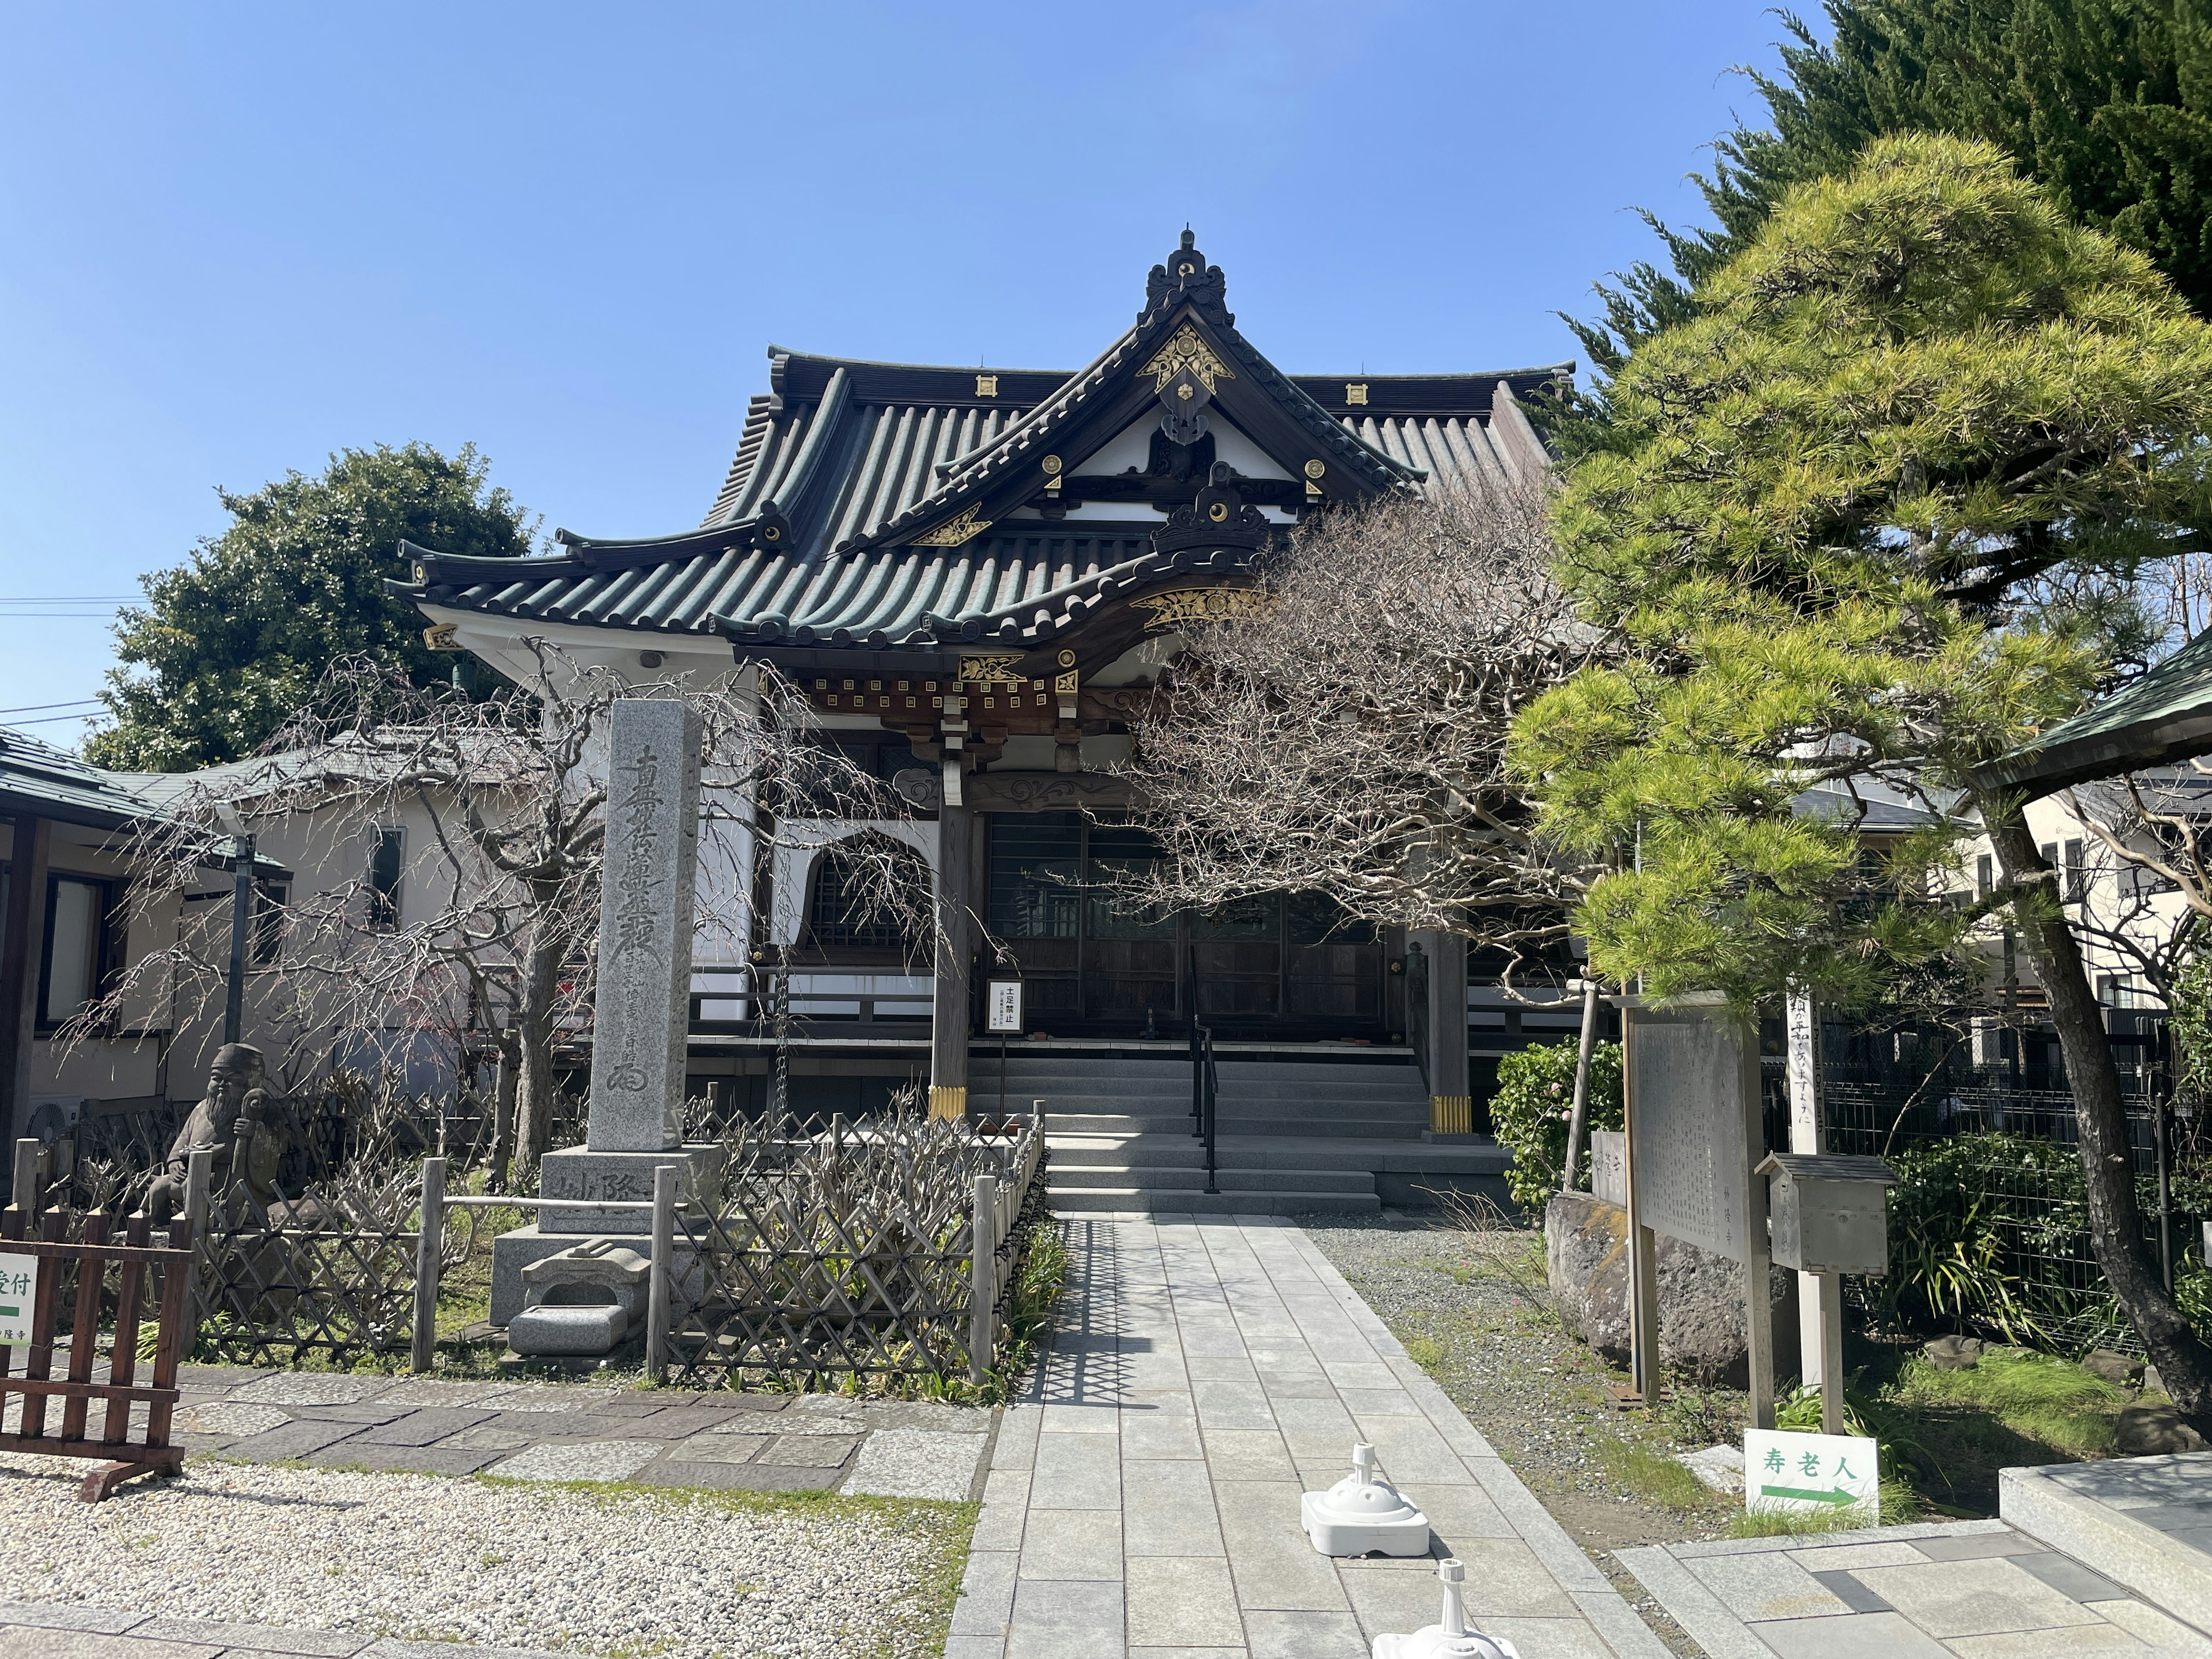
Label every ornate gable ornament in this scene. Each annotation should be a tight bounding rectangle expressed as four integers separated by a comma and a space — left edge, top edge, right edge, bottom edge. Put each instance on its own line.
1131, 586, 1273, 632
1153, 464, 1272, 558
1140, 324, 1234, 396
1141, 228, 1232, 327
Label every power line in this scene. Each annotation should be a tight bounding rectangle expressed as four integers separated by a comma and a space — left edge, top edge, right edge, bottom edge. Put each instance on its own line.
2, 711, 101, 726
0, 699, 100, 714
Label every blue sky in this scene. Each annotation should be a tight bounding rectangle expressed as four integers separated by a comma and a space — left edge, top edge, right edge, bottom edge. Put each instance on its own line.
1, 2, 1805, 747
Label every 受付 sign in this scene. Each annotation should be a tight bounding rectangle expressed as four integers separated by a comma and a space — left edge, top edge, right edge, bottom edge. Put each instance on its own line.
986, 980, 1024, 1035
0, 1251, 37, 1344
1744, 1428, 1880, 1519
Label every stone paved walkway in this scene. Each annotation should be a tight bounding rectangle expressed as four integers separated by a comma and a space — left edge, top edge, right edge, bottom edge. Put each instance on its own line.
948, 1214, 1672, 1659
161, 1365, 993, 1500
0, 1601, 569, 1659
1620, 1520, 2212, 1657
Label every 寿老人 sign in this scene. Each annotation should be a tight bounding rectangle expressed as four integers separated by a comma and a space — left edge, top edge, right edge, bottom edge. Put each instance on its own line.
1744, 1428, 1880, 1519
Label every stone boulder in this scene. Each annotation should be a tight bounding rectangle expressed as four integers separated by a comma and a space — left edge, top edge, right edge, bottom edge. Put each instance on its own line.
1923, 1335, 1984, 1372
2116, 1404, 2209, 1455
2083, 1348, 2146, 1388
1544, 1190, 1800, 1389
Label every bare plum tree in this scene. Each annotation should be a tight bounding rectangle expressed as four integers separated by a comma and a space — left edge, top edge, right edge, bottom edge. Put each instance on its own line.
74, 643, 928, 1181
1122, 482, 1605, 988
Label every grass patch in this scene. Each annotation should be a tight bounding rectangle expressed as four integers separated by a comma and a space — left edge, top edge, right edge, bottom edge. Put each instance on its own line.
1883, 1349, 2124, 1460
1724, 1502, 1878, 1539
1593, 1435, 1715, 1510
1403, 1335, 1445, 1372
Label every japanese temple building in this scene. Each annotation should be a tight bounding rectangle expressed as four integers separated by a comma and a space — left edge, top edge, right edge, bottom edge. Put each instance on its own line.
396, 232, 1584, 1160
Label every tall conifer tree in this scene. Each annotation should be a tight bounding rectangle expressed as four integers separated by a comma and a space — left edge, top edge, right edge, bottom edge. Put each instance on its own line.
1517, 134, 2212, 1414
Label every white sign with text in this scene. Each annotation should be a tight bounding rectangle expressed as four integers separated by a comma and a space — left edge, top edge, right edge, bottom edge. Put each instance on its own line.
0, 1252, 37, 1345
1744, 1428, 1880, 1519
986, 980, 1024, 1035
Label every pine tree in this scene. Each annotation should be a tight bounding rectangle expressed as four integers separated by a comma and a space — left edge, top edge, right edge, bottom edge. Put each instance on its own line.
1516, 133, 2212, 1418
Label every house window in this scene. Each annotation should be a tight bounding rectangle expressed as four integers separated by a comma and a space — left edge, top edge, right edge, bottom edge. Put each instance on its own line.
39, 874, 111, 1027
1976, 854, 1993, 899
2063, 838, 2086, 902
253, 880, 288, 965
368, 829, 404, 931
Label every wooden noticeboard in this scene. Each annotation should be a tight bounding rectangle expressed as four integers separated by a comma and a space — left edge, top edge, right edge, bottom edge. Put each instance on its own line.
1618, 994, 1776, 1429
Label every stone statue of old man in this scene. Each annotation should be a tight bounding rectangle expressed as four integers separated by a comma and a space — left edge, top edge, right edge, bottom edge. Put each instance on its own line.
147, 1043, 287, 1221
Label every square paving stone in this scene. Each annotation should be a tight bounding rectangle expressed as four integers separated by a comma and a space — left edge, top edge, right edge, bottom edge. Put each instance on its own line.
1018, 1509, 1122, 1581
668, 1434, 769, 1464
626, 1405, 759, 1438
1126, 1557, 1243, 1647
1243, 1608, 1369, 1659
1005, 1580, 1123, 1659
1850, 1559, 2109, 1638
229, 1373, 389, 1408
764, 1433, 859, 1468
352, 1408, 495, 1446
309, 1443, 505, 1476
1685, 1552, 1857, 1620
0, 1634, 222, 1659
1744, 1609, 1952, 1658
491, 1439, 664, 1483
173, 1402, 290, 1439
364, 1378, 509, 1408
132, 1617, 367, 1655
0, 1605, 150, 1634
444, 1425, 534, 1451
216, 1418, 367, 1461
844, 1428, 986, 1500
636, 1460, 827, 1492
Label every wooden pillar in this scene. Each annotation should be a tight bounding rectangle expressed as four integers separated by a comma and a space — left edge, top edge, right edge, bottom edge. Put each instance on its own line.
929, 804, 975, 1119
0, 813, 52, 1158
1416, 929, 1469, 1134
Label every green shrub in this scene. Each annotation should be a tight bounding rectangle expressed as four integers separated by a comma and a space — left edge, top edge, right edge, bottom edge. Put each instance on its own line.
1487, 1036, 1623, 1208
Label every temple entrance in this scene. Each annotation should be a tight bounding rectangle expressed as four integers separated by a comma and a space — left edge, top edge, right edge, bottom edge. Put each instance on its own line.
984, 812, 1388, 1039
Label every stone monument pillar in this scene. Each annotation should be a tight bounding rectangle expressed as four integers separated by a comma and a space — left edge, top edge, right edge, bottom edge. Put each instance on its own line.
489, 698, 727, 1324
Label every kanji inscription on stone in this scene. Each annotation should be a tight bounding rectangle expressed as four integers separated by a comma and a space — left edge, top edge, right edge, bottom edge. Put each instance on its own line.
586, 698, 702, 1153
1626, 1003, 1755, 1262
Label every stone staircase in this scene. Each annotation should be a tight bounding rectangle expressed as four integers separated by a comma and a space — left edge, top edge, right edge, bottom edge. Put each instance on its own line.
985, 1049, 1436, 1216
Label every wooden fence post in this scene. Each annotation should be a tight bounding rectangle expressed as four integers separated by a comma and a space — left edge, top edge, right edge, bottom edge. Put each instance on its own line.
411, 1157, 446, 1374
8, 1138, 35, 1218
646, 1164, 675, 1383
969, 1172, 998, 1387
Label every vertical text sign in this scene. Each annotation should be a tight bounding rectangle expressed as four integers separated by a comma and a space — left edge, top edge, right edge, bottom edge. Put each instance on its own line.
587, 698, 704, 1153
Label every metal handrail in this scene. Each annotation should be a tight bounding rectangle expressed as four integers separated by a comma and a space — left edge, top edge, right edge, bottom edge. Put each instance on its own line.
1200, 1024, 1219, 1195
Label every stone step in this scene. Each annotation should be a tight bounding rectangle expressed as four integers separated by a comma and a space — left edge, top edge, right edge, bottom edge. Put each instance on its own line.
1045, 1112, 1194, 1134
1047, 1143, 1209, 1169
1048, 1164, 1377, 1194
2001, 1456, 2212, 1632
1046, 1187, 1383, 1215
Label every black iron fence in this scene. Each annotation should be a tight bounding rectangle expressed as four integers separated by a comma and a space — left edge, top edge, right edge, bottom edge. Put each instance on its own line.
1774, 1016, 2208, 1355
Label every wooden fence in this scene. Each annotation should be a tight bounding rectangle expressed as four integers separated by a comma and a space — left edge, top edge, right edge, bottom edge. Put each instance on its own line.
1, 1143, 196, 1501
664, 1112, 1046, 1387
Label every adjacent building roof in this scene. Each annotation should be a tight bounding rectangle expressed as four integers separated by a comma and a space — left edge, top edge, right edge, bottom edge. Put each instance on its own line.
1976, 628, 2212, 798
393, 231, 1570, 652
0, 726, 171, 832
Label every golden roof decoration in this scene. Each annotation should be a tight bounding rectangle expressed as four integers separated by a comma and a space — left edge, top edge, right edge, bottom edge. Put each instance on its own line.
911, 503, 992, 547
1140, 323, 1236, 395
1130, 586, 1274, 632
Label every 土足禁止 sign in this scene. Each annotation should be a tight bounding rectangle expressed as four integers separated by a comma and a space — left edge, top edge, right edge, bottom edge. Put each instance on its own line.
1744, 1428, 1880, 1519
986, 980, 1024, 1035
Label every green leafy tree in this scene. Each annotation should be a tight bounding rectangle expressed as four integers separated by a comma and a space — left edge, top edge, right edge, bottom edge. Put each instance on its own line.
1513, 134, 2212, 1417
1558, 0, 2212, 452
86, 443, 535, 771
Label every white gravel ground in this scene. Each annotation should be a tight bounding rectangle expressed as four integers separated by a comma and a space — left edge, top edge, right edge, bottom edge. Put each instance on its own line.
0, 1451, 965, 1658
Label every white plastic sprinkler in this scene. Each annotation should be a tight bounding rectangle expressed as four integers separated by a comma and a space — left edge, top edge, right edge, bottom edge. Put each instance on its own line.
1371, 1559, 1522, 1659
1300, 1441, 1431, 1556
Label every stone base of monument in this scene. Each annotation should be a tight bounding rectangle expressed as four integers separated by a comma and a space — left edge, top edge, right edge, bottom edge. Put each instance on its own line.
505, 1242, 651, 1359
488, 1142, 724, 1325
535, 1143, 726, 1231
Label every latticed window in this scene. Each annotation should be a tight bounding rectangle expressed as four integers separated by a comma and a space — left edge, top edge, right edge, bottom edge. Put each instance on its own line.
804, 835, 929, 951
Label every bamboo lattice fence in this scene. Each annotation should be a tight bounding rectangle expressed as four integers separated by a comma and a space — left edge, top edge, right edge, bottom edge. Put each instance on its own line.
668, 1112, 1044, 1385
